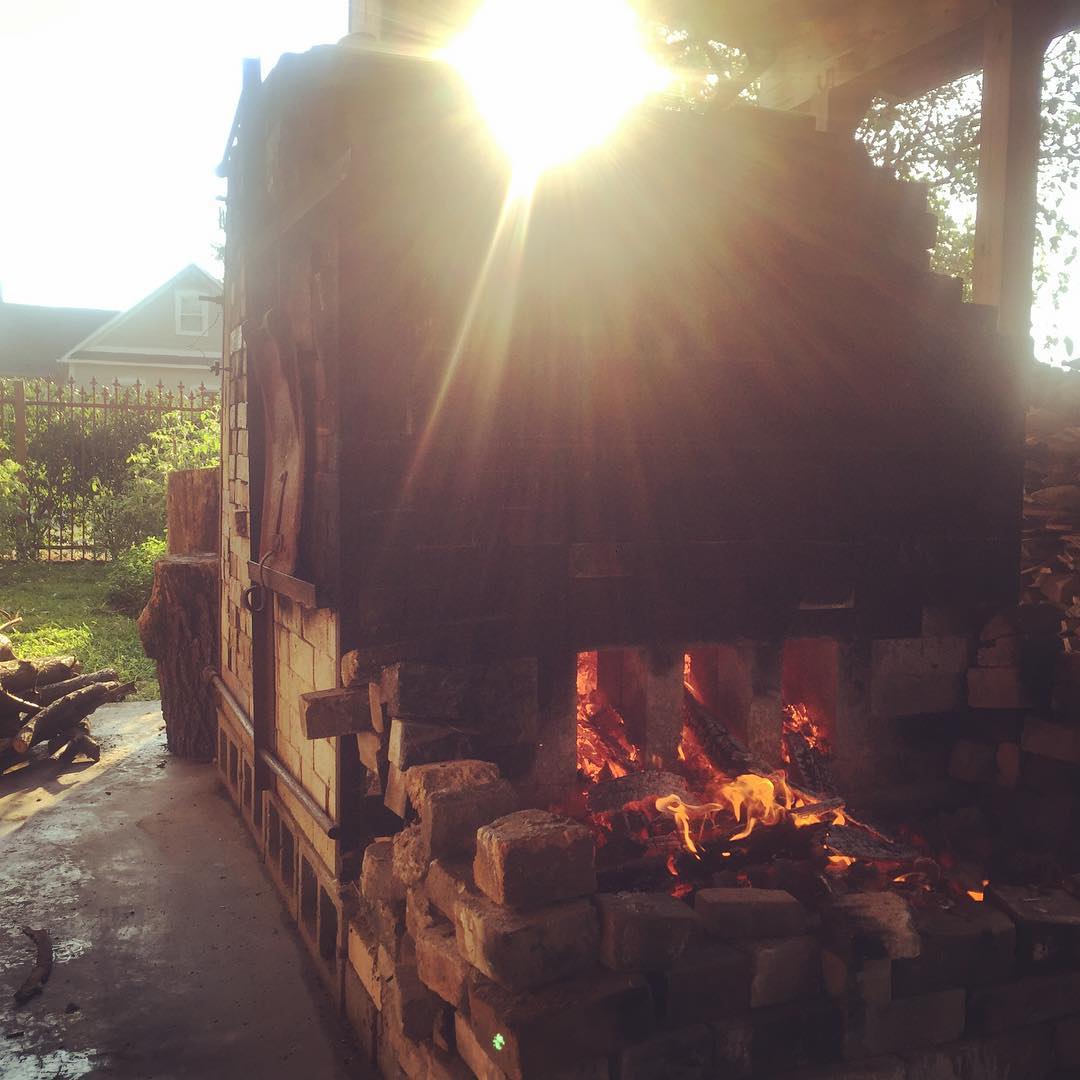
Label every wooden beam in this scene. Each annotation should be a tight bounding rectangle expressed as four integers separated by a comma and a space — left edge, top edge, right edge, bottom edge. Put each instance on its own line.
756, 0, 992, 113
972, 2, 1057, 344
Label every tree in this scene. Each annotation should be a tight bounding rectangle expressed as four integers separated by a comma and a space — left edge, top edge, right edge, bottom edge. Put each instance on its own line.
855, 31, 1080, 363
664, 28, 1080, 364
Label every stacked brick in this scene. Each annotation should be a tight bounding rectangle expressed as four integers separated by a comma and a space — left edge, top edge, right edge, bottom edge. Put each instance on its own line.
220, 320, 253, 719
943, 608, 1080, 874
346, 788, 1080, 1079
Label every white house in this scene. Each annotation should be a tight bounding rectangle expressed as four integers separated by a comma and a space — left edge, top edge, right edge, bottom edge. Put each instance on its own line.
60, 264, 223, 395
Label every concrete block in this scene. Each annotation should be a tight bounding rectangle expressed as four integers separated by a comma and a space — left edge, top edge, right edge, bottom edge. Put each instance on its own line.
948, 739, 996, 783
822, 952, 891, 1005
381, 663, 469, 720
474, 809, 596, 909
968, 668, 1031, 710
822, 893, 920, 963
871, 638, 968, 718
741, 935, 820, 1008
424, 858, 476, 921
388, 718, 470, 769
455, 893, 599, 991
695, 887, 807, 939
348, 915, 383, 1010
467, 971, 654, 1080
1021, 717, 1080, 765
617, 1024, 713, 1080
1055, 1015, 1080, 1069
968, 971, 1080, 1032
892, 905, 1014, 997
597, 891, 700, 972
653, 942, 750, 1026
416, 923, 472, 1010
404, 760, 501, 817
392, 825, 429, 890
421, 780, 517, 859
845, 989, 965, 1058
362, 839, 405, 904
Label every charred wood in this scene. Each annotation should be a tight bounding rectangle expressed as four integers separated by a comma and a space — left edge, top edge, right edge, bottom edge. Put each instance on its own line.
13, 927, 52, 1005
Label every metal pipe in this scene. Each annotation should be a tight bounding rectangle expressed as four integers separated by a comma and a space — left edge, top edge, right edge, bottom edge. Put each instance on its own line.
206, 668, 253, 740
205, 668, 339, 839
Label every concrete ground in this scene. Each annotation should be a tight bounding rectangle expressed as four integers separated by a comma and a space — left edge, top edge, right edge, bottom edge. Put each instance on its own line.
0, 702, 366, 1079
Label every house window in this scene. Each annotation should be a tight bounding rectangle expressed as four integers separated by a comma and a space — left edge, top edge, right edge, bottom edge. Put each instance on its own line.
176, 291, 208, 335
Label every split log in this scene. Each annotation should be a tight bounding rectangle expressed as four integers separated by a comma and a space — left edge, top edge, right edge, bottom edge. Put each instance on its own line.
167, 467, 220, 556
58, 732, 101, 764
0, 655, 80, 693
0, 633, 14, 661
783, 728, 837, 796
13, 680, 132, 754
47, 718, 91, 756
13, 927, 52, 1005
138, 553, 219, 759
683, 694, 772, 777
34, 668, 119, 706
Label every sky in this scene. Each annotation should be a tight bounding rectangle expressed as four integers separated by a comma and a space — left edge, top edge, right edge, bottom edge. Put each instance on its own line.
0, 0, 347, 311
0, 2, 1074, 361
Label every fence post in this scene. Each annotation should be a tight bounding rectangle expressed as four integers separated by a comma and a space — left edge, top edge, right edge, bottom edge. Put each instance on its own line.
13, 380, 26, 466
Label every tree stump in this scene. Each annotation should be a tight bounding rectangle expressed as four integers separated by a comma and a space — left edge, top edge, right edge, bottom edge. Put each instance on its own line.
138, 554, 219, 759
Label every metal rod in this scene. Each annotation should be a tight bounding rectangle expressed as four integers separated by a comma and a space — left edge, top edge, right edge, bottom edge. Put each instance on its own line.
206, 668, 253, 740
205, 668, 339, 838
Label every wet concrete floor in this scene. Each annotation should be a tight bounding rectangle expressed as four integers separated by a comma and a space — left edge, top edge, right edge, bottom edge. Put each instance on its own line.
0, 702, 364, 1079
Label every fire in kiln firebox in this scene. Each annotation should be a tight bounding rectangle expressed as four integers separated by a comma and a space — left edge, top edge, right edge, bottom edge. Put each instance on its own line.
572, 651, 982, 908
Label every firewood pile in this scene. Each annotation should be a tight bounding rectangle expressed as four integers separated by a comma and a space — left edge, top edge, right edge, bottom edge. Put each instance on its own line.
0, 624, 134, 777
1023, 368, 1080, 651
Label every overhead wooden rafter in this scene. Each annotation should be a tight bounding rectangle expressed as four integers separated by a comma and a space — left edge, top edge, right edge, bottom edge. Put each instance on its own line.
661, 0, 1080, 114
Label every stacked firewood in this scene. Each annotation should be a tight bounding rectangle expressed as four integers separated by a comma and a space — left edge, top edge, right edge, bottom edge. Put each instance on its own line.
0, 632, 134, 776
1023, 393, 1080, 651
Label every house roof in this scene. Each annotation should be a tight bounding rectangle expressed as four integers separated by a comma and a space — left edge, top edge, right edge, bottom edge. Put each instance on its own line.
63, 263, 223, 367
0, 301, 118, 378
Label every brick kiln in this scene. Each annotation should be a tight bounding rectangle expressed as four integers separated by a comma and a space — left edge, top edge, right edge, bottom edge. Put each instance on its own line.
210, 39, 1080, 1080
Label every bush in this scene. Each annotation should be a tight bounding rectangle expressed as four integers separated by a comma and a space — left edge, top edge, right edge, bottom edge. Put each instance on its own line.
0, 456, 26, 557
105, 536, 166, 616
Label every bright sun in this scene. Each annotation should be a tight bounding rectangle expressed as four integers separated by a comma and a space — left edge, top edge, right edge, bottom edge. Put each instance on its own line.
445, 0, 670, 191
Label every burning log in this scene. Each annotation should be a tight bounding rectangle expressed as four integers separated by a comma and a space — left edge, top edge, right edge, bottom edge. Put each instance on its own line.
586, 771, 692, 814
782, 707, 837, 797
682, 693, 771, 778
824, 824, 920, 863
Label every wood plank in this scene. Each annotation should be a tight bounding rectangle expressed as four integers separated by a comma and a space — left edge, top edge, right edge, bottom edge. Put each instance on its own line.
247, 560, 332, 609
973, 1, 1059, 342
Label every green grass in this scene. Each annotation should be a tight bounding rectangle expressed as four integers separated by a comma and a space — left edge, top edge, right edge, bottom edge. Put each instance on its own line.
0, 562, 159, 699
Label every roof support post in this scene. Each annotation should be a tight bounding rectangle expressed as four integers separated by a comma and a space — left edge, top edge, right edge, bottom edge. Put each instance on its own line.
806, 82, 876, 137
347, 0, 472, 45
972, 1, 1055, 348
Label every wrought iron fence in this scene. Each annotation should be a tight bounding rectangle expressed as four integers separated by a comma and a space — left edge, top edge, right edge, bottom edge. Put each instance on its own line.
0, 377, 217, 561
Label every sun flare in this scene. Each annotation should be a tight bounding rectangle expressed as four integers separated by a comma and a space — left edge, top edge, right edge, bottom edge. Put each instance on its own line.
445, 0, 670, 192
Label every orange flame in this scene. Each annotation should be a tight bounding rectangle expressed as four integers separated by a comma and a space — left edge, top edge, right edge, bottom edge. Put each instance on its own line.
782, 702, 831, 761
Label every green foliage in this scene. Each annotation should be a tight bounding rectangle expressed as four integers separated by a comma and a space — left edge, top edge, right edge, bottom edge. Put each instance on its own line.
0, 561, 158, 698
0, 455, 27, 556
857, 31, 1080, 363
91, 404, 221, 558
1, 392, 221, 561
105, 536, 167, 617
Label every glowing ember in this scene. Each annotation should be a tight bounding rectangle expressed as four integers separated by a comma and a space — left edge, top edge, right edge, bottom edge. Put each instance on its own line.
576, 651, 641, 782
782, 702, 830, 760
